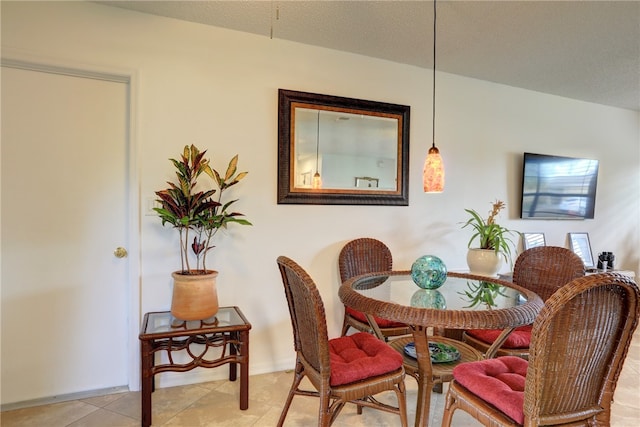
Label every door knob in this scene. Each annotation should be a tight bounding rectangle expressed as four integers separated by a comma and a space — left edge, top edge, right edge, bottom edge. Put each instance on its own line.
114, 247, 128, 258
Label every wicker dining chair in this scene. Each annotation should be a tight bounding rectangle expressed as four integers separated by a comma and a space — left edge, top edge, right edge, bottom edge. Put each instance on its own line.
442, 273, 640, 427
338, 238, 410, 339
462, 246, 585, 359
276, 256, 408, 427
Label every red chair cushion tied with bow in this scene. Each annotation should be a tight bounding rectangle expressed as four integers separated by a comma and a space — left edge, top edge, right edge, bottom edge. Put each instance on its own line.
329, 332, 404, 386
451, 356, 528, 424
343, 307, 407, 329
464, 325, 532, 349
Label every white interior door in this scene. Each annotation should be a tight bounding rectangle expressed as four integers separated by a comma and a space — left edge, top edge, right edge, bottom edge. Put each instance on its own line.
1, 65, 131, 405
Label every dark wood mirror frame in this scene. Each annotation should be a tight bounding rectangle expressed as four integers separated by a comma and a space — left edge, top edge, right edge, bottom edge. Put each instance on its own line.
277, 89, 410, 205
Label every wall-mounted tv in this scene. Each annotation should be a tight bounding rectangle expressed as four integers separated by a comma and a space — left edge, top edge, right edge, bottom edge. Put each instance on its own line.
520, 152, 599, 219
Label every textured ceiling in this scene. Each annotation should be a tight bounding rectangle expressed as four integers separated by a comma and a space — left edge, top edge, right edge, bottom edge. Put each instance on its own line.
99, 1, 640, 111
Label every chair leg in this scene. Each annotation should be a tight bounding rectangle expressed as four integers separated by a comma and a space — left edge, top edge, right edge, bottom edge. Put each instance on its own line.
328, 400, 346, 426
277, 362, 305, 427
441, 382, 457, 427
318, 389, 333, 427
340, 315, 351, 336
394, 379, 409, 427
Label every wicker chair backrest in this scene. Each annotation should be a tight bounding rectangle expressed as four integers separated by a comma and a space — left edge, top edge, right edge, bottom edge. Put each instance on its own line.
525, 273, 639, 425
513, 246, 585, 302
338, 238, 393, 283
277, 256, 331, 377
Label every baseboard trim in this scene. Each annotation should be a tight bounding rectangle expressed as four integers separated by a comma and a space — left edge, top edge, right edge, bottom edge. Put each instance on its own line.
2, 360, 297, 411
1, 385, 129, 412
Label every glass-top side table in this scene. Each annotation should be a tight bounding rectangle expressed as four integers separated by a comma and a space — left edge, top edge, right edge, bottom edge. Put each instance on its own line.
139, 306, 251, 427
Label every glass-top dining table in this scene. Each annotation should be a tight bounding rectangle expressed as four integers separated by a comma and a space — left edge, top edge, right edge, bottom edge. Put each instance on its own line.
339, 271, 544, 427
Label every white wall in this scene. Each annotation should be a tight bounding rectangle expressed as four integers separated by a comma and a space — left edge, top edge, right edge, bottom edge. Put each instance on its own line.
2, 1, 639, 399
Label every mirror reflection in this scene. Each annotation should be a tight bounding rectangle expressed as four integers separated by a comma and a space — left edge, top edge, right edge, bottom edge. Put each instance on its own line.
278, 89, 410, 205
293, 106, 399, 191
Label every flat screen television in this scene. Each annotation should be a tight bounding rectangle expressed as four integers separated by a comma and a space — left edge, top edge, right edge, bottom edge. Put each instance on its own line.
520, 152, 599, 219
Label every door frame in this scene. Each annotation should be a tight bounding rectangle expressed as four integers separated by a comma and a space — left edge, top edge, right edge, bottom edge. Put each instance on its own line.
1, 49, 141, 391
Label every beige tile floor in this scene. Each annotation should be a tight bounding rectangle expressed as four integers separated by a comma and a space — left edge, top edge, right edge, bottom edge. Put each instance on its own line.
2, 328, 639, 426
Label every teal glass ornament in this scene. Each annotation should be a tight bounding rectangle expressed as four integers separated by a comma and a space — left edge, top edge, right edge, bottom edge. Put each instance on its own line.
410, 289, 447, 309
411, 255, 447, 289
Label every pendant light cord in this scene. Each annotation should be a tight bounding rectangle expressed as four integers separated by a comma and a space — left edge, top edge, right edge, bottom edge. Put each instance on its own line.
315, 111, 320, 172
270, 1, 279, 39
432, 0, 437, 150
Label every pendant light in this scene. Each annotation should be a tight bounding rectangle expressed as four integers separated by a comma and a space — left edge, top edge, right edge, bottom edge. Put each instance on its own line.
312, 110, 322, 189
423, 0, 445, 193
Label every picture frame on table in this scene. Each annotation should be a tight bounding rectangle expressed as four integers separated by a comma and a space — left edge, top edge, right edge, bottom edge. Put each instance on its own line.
568, 232, 595, 269
522, 232, 546, 250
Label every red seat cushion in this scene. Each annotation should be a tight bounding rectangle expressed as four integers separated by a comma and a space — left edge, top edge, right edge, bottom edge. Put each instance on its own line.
329, 332, 403, 386
346, 306, 407, 328
466, 325, 532, 349
453, 356, 528, 424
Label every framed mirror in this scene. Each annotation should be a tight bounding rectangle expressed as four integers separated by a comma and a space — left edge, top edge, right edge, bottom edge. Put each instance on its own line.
278, 89, 410, 205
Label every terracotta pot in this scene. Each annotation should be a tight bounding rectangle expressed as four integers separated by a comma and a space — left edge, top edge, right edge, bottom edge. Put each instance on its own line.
171, 270, 219, 320
466, 249, 502, 277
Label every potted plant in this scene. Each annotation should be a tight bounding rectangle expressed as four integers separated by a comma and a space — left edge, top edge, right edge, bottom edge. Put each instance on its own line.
461, 200, 517, 276
154, 144, 251, 320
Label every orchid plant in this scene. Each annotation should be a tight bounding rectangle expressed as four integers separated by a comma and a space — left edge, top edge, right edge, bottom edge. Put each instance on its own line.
461, 200, 517, 265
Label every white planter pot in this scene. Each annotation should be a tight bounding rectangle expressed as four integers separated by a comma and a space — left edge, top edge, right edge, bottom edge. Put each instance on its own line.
466, 248, 503, 277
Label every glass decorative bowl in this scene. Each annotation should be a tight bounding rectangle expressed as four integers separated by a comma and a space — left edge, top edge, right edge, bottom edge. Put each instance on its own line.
411, 255, 447, 289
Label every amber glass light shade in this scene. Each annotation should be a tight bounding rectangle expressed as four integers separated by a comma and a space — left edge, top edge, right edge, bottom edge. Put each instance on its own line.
423, 146, 445, 193
312, 171, 322, 189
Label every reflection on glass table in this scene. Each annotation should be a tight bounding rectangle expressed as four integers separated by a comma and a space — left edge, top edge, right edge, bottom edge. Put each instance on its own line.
350, 273, 526, 311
